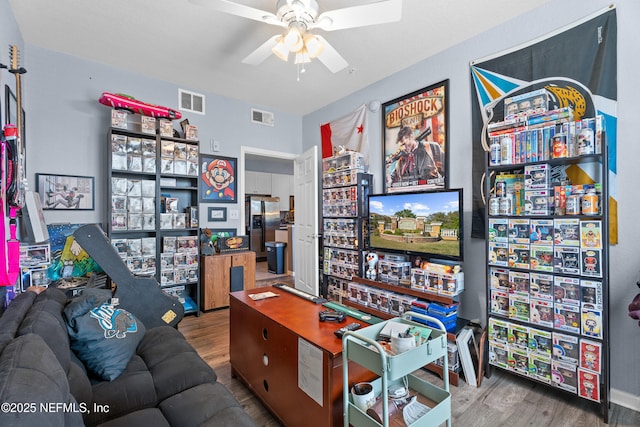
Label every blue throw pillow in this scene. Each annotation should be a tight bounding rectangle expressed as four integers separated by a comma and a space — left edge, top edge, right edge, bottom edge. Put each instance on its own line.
64, 289, 146, 381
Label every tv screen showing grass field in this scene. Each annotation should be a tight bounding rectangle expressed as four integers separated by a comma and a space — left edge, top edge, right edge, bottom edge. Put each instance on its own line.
368, 190, 462, 260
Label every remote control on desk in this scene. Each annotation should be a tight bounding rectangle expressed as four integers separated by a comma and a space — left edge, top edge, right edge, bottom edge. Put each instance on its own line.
334, 322, 361, 338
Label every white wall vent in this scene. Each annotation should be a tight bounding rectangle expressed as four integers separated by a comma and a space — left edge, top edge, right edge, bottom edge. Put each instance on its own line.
251, 108, 274, 127
179, 89, 205, 115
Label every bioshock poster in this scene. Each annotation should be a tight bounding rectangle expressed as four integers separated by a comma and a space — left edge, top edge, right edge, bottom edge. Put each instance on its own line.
383, 80, 448, 193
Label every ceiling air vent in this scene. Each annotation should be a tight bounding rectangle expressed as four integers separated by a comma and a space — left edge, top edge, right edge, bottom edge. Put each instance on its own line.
179, 89, 205, 115
251, 108, 274, 127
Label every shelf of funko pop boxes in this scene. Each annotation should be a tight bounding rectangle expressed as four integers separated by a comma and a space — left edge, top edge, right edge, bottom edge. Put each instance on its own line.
108, 111, 201, 316
347, 276, 470, 387
321, 151, 373, 302
484, 118, 610, 420
481, 312, 608, 410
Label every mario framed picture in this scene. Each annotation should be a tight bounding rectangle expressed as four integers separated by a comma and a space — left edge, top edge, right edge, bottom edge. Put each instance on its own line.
199, 155, 237, 203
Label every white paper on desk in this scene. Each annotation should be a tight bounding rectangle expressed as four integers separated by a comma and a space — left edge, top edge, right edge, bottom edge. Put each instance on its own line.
298, 337, 323, 406
248, 291, 279, 301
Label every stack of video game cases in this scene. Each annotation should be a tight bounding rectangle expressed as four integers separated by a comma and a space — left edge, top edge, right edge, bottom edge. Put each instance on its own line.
409, 301, 459, 332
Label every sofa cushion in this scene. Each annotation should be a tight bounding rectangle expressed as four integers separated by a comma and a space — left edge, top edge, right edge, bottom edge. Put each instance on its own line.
67, 357, 92, 409
0, 333, 84, 427
159, 382, 257, 427
65, 289, 146, 381
0, 291, 37, 351
85, 355, 157, 426
17, 288, 71, 373
95, 408, 170, 427
137, 327, 217, 401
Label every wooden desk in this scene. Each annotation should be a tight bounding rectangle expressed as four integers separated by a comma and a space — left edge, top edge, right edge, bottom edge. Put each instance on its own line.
230, 287, 374, 427
201, 251, 256, 310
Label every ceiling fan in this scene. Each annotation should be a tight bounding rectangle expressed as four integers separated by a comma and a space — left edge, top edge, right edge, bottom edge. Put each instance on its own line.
192, 0, 402, 73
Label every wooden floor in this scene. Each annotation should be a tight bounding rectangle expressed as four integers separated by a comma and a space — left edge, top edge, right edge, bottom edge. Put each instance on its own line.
254, 260, 291, 282
179, 276, 640, 426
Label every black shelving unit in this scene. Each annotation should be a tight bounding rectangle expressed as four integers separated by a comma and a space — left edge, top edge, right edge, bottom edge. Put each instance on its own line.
107, 113, 201, 315
484, 107, 610, 421
320, 152, 372, 302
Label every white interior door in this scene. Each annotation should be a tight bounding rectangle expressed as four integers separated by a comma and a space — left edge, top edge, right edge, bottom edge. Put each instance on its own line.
294, 146, 319, 295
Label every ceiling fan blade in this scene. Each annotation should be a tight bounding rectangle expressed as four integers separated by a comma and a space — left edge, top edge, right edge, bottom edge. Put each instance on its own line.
314, 36, 348, 73
190, 0, 285, 27
242, 35, 280, 66
310, 0, 402, 31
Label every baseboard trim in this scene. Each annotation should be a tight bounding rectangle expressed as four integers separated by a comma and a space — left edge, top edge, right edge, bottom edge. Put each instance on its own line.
611, 387, 640, 412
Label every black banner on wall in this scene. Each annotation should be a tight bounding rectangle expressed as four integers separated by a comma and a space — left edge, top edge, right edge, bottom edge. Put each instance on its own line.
469, 6, 617, 242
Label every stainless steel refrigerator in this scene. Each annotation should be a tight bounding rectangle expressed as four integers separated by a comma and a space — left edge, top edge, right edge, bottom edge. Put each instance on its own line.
246, 196, 280, 261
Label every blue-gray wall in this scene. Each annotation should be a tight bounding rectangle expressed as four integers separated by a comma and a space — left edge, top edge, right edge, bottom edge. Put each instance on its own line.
303, 0, 640, 408
1, 0, 638, 408
21, 43, 302, 232
0, 0, 22, 122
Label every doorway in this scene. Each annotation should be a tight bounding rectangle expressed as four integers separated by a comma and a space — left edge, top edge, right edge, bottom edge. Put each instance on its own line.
240, 146, 297, 275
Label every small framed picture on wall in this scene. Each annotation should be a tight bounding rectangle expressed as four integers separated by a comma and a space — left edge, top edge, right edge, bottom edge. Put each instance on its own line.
208, 206, 227, 222
36, 173, 95, 210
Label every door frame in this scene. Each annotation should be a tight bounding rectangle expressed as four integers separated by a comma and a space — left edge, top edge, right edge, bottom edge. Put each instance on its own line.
239, 146, 297, 242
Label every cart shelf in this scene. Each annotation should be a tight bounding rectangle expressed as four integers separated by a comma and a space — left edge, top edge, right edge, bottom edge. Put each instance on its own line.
342, 311, 452, 427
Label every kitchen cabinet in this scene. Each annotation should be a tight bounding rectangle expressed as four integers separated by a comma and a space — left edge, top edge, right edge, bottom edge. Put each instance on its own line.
245, 171, 272, 195
246, 171, 294, 211
271, 173, 293, 211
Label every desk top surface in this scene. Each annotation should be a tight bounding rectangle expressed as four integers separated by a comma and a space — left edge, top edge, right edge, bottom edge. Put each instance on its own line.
230, 286, 360, 357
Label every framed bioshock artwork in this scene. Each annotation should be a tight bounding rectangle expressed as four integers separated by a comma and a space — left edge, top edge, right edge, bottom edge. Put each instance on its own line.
382, 80, 449, 193
199, 155, 237, 203
36, 173, 95, 210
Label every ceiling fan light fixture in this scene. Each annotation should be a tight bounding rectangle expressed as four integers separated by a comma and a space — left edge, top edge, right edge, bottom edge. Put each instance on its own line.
304, 34, 323, 58
294, 48, 311, 65
290, 0, 305, 17
272, 37, 289, 61
284, 27, 303, 52
216, 0, 388, 74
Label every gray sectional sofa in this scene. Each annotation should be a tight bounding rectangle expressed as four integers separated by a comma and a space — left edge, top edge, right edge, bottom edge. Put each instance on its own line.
0, 287, 257, 427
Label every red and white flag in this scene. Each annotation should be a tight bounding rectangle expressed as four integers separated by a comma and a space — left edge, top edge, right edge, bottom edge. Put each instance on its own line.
320, 104, 369, 166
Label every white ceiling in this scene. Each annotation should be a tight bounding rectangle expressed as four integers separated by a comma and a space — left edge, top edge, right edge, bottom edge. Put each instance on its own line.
9, 0, 551, 116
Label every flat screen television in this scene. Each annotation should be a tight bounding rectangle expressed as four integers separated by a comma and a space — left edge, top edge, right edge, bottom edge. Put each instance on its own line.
368, 188, 463, 262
